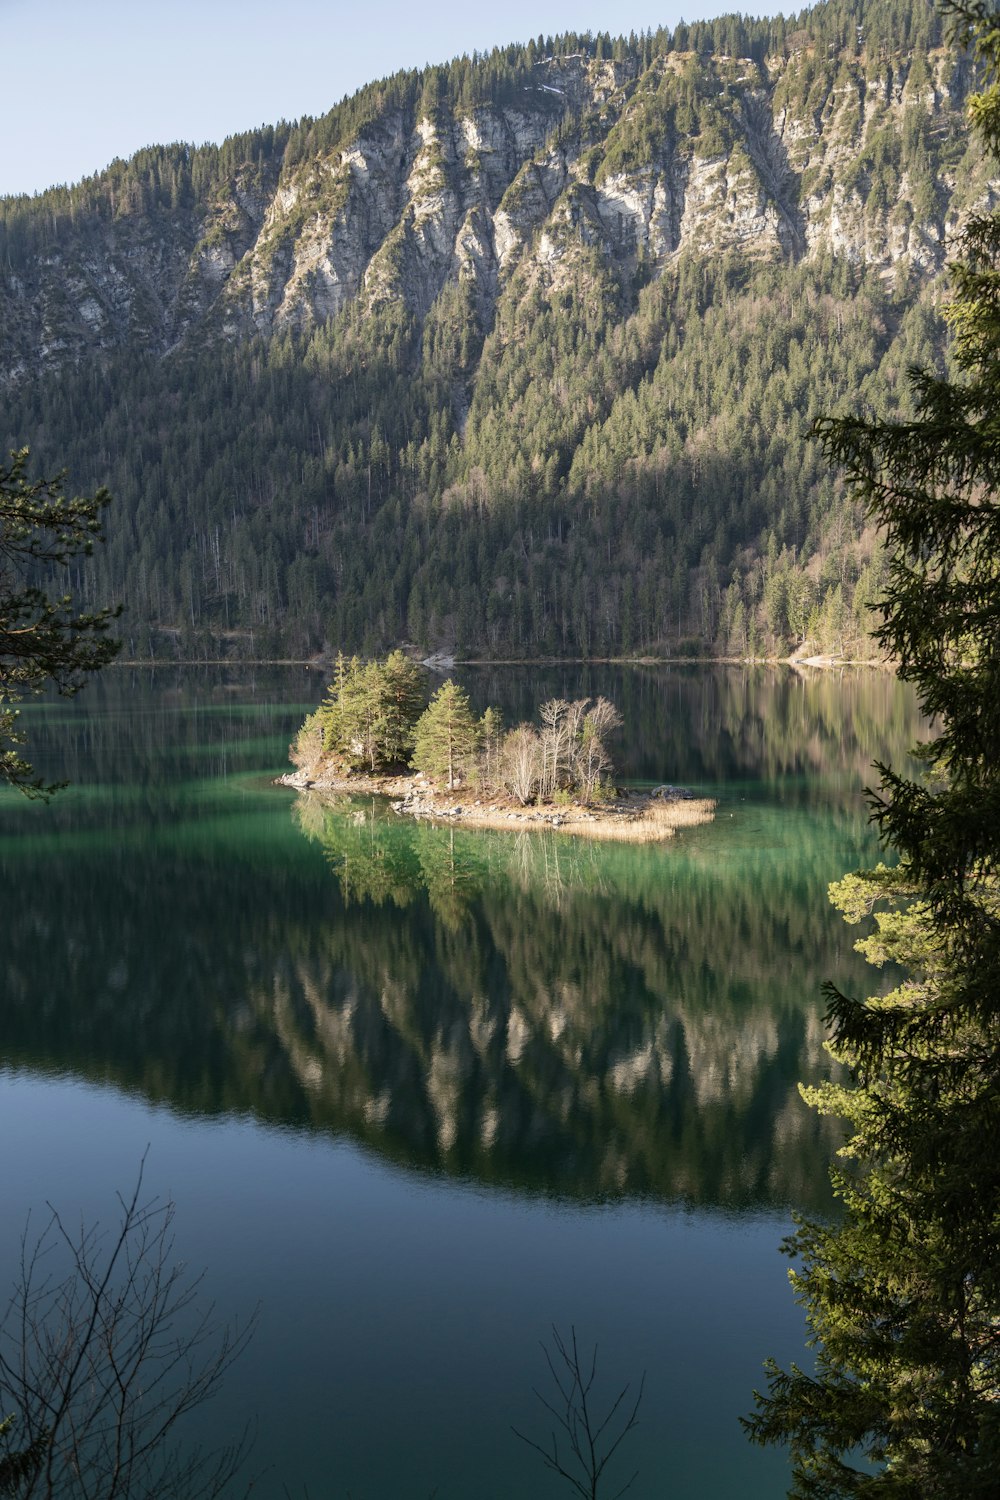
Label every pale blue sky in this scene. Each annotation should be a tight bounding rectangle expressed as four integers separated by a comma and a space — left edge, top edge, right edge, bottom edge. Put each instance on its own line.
3, 0, 747, 198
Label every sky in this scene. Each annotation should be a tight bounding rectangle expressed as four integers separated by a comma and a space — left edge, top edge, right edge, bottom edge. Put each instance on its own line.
2, 0, 747, 198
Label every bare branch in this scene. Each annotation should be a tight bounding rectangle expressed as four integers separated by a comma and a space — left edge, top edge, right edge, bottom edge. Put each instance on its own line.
0, 1162, 255, 1500
513, 1326, 645, 1500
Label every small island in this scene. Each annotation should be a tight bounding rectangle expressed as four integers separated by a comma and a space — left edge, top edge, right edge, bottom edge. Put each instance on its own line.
281, 652, 716, 841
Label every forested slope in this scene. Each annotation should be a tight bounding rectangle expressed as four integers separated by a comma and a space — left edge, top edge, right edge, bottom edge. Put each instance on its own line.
0, 0, 991, 658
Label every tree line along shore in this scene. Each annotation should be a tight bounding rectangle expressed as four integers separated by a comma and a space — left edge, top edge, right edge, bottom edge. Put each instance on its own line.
282, 651, 716, 841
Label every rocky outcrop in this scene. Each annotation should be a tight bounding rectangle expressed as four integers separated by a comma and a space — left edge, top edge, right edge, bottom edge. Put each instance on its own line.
0, 39, 993, 386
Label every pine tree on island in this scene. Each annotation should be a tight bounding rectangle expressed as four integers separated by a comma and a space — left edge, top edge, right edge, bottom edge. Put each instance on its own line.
411, 681, 480, 790
314, 650, 426, 772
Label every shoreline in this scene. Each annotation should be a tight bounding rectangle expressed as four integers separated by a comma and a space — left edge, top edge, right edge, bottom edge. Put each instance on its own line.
278, 769, 717, 843
108, 653, 889, 671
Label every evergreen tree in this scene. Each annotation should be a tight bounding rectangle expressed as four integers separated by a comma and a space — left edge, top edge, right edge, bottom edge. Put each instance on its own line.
411, 680, 480, 789
0, 450, 119, 796
317, 650, 425, 771
745, 4, 1000, 1493
378, 650, 427, 765
479, 705, 504, 788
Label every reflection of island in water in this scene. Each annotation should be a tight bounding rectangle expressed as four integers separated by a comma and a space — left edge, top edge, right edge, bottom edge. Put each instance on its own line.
1, 665, 923, 1212
294, 794, 618, 924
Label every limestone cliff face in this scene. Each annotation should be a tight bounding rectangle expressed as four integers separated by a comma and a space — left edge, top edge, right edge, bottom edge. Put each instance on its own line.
0, 38, 992, 387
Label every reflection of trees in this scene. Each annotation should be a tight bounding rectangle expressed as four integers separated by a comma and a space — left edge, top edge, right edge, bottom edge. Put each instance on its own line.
6, 662, 925, 829
294, 798, 608, 925
296, 797, 420, 910
0, 665, 924, 1214
462, 663, 927, 792
0, 664, 317, 836
417, 829, 487, 931
3, 783, 873, 1212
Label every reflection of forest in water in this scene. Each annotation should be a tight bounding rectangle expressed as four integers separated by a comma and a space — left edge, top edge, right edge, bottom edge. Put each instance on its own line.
0, 665, 925, 1211
462, 661, 926, 796
8, 661, 924, 813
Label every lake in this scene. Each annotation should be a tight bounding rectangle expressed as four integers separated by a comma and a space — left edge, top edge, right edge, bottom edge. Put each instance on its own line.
0, 664, 923, 1498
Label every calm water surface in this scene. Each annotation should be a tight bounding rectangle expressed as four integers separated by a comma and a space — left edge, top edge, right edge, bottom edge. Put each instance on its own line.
0, 665, 924, 1498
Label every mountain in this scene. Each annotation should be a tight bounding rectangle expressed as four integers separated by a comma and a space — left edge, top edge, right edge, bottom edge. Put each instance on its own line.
0, 0, 992, 660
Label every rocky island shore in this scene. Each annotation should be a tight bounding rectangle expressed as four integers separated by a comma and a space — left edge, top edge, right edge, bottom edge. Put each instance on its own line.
278, 768, 715, 842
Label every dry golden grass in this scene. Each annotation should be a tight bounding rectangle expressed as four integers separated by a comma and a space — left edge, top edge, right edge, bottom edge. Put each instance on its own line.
645, 798, 718, 828
557, 798, 717, 842
412, 796, 717, 842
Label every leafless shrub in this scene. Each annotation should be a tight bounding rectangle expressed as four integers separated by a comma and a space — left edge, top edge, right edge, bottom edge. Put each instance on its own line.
513, 1326, 645, 1500
538, 699, 584, 799
0, 1161, 255, 1500
573, 699, 622, 804
498, 724, 542, 804
489, 698, 624, 807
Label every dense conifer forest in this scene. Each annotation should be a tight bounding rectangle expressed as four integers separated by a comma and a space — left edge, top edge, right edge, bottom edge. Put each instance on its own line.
0, 0, 985, 659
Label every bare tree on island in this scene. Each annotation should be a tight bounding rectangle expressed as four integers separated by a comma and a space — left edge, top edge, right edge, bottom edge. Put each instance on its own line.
0, 1163, 255, 1499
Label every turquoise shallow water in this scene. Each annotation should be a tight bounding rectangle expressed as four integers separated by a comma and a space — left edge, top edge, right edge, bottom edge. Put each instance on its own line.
0, 664, 924, 1498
